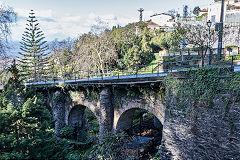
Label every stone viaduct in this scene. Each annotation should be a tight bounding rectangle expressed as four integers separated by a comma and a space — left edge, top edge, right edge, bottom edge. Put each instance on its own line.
30, 67, 240, 159
45, 84, 165, 140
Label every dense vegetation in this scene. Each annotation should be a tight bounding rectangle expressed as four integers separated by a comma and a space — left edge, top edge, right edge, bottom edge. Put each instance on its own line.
0, 63, 72, 159
1, 3, 238, 159
0, 7, 172, 160
165, 66, 240, 114
33, 21, 187, 80
0, 63, 138, 159
48, 22, 157, 75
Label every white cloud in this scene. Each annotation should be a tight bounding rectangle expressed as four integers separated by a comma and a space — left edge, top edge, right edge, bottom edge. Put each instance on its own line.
11, 8, 146, 41
86, 12, 138, 28
88, 12, 97, 19
15, 8, 54, 18
60, 15, 82, 23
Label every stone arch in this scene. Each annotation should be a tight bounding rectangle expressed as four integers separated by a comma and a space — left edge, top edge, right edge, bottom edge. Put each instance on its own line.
113, 98, 165, 132
68, 105, 87, 128
67, 101, 100, 124
65, 91, 100, 124
67, 104, 100, 141
47, 90, 100, 137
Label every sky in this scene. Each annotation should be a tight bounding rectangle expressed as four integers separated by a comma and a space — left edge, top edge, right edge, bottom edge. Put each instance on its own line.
1, 0, 213, 42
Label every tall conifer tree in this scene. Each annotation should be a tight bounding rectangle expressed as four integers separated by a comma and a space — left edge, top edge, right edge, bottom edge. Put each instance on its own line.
18, 10, 48, 81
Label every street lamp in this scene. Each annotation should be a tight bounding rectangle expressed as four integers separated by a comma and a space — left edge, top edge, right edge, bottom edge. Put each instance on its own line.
207, 20, 212, 65
207, 20, 212, 28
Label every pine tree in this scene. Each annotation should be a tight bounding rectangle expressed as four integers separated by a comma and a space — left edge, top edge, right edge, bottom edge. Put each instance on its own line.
18, 10, 49, 82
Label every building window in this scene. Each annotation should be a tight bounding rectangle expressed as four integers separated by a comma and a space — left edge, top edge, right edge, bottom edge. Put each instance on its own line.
211, 15, 216, 22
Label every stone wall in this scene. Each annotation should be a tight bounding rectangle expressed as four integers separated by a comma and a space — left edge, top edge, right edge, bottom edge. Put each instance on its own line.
68, 105, 86, 128
47, 83, 240, 159
68, 91, 100, 122
49, 87, 166, 141
161, 90, 240, 159
113, 89, 165, 132
49, 90, 71, 137
49, 90, 100, 137
99, 87, 114, 140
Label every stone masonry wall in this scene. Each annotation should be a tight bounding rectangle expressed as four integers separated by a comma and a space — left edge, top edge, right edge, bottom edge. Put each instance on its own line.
99, 87, 114, 141
161, 91, 240, 160
113, 89, 165, 132
50, 90, 71, 137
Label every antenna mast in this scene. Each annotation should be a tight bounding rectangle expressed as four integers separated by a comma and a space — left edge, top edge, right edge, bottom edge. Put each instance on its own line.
138, 8, 144, 22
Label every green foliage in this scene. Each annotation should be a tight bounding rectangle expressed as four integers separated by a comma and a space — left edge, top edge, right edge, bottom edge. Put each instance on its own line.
0, 61, 23, 107
60, 125, 73, 139
163, 55, 181, 63
150, 145, 163, 160
223, 55, 240, 61
89, 132, 133, 160
0, 63, 72, 159
122, 34, 155, 66
111, 22, 155, 67
87, 108, 99, 135
225, 45, 238, 48
196, 13, 208, 20
151, 32, 172, 51
228, 71, 240, 101
170, 23, 186, 50
18, 10, 49, 81
48, 38, 75, 76
193, 6, 201, 16
84, 87, 100, 101
151, 23, 186, 52
47, 21, 178, 73
164, 67, 237, 116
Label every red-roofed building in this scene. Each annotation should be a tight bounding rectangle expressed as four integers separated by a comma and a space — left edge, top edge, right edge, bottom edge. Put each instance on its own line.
208, 0, 240, 23
199, 9, 208, 16
146, 21, 160, 30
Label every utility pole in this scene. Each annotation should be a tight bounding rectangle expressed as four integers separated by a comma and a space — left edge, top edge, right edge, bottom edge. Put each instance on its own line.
217, 0, 225, 60
138, 8, 144, 22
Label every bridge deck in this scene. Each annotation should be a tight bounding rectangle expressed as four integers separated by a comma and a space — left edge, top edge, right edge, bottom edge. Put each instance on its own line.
0, 65, 239, 90
24, 72, 168, 86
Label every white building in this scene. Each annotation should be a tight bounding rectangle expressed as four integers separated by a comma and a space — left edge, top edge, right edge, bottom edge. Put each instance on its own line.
149, 13, 175, 28
208, 0, 240, 24
146, 21, 160, 30
199, 9, 208, 17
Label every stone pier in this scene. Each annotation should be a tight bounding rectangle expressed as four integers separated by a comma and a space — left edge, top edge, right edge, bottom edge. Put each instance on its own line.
99, 87, 114, 141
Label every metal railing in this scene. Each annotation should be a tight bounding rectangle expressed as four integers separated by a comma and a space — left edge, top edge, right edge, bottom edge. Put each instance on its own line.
0, 54, 239, 85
